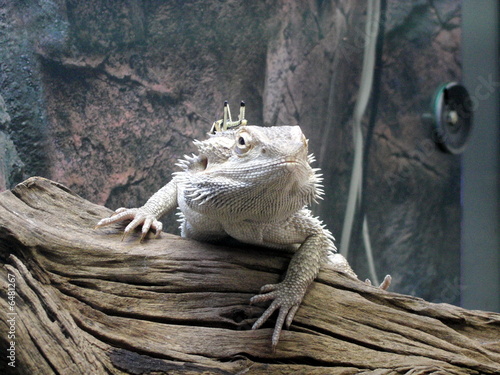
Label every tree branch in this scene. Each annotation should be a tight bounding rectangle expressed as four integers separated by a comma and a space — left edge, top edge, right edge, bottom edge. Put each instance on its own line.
1, 177, 499, 374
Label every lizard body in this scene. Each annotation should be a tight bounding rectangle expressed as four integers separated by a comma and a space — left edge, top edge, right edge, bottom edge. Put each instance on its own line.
97, 118, 368, 349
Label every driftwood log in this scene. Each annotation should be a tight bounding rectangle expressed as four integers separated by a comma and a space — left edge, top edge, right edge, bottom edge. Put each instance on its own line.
0, 177, 499, 374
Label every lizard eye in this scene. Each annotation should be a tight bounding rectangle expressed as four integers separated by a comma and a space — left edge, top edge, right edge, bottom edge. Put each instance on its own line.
235, 132, 252, 155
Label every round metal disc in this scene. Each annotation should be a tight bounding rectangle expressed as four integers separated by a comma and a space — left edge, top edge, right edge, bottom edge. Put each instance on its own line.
432, 82, 473, 154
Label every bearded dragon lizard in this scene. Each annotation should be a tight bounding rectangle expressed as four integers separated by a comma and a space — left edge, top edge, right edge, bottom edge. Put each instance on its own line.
96, 102, 389, 349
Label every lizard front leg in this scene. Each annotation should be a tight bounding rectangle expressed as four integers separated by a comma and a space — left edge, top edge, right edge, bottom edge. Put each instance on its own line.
250, 227, 331, 349
95, 178, 178, 241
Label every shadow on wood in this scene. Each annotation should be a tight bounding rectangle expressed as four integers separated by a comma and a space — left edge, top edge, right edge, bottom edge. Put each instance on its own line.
0, 177, 499, 374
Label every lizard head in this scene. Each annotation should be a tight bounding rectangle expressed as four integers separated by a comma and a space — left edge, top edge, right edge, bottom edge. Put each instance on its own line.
228, 125, 310, 174
180, 126, 323, 215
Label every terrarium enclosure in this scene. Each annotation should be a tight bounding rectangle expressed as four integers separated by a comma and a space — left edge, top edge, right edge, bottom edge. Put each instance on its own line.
0, 0, 481, 308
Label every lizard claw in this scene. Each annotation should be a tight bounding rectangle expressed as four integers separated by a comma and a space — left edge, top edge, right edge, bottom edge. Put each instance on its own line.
250, 281, 305, 350
95, 207, 163, 241
365, 274, 392, 290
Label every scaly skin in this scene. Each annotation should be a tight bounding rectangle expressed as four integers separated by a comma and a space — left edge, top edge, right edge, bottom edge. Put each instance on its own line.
96, 125, 360, 349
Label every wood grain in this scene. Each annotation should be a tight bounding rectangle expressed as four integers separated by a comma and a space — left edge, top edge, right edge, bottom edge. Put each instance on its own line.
1, 177, 499, 374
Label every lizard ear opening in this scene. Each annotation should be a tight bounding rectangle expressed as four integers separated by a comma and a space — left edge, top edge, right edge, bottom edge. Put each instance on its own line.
199, 155, 208, 170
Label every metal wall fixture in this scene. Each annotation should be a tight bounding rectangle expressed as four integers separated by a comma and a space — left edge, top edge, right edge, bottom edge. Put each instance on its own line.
427, 82, 474, 154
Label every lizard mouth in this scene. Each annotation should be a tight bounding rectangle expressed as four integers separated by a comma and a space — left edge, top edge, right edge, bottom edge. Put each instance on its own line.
221, 157, 308, 177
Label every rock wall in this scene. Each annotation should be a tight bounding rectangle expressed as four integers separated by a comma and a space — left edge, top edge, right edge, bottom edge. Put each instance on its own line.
0, 0, 462, 304
0, 94, 24, 190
